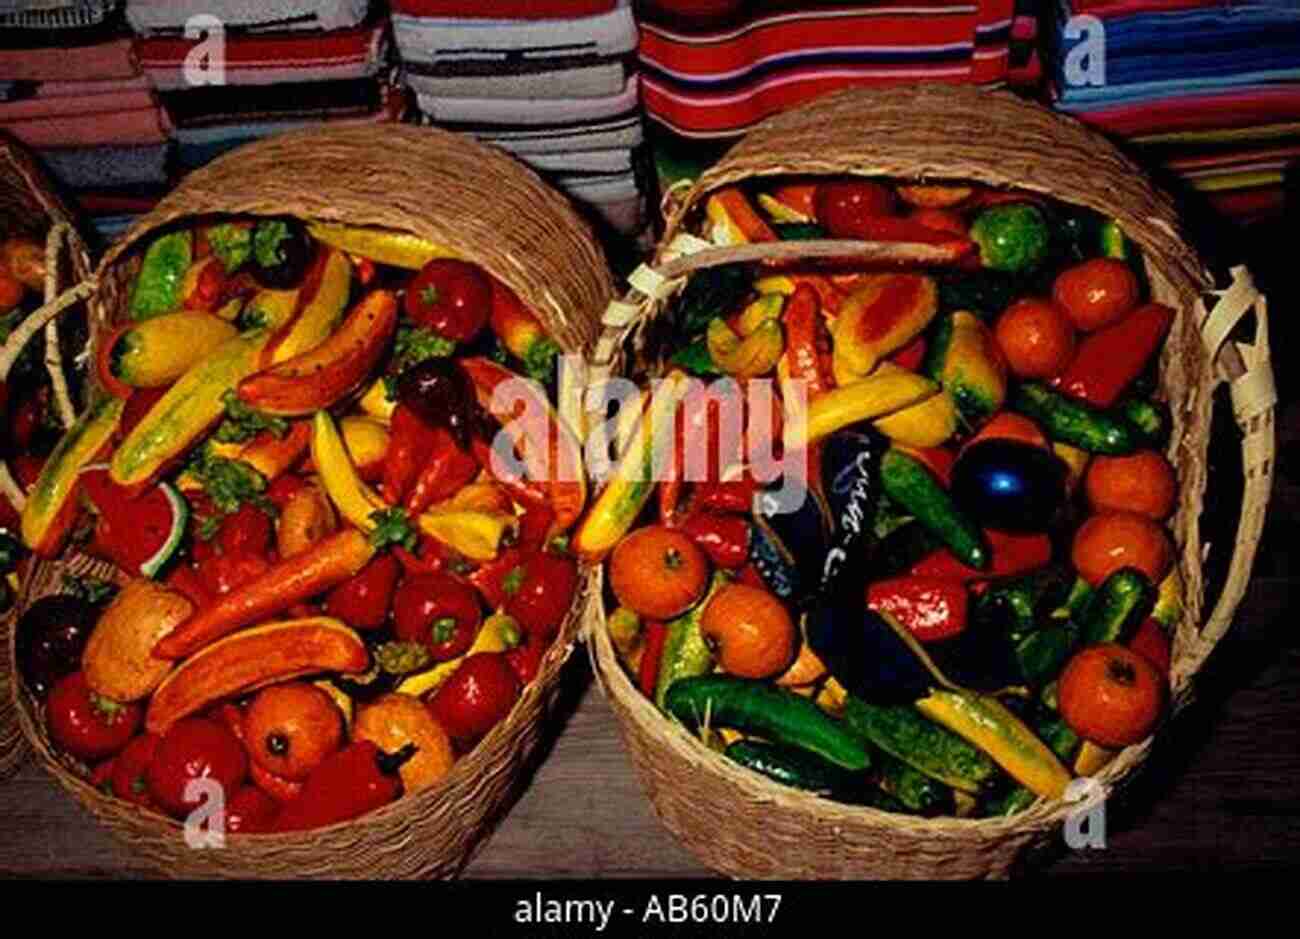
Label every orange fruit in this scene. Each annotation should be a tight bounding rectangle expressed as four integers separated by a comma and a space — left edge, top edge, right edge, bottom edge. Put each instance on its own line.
1071, 511, 1174, 587
1084, 449, 1177, 519
609, 525, 709, 620
994, 297, 1077, 378
353, 693, 455, 793
1059, 643, 1166, 747
961, 411, 1048, 455
242, 682, 344, 781
700, 583, 796, 679
1052, 258, 1140, 332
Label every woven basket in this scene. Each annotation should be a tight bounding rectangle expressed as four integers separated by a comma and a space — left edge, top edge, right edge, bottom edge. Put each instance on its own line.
1, 124, 614, 878
583, 84, 1276, 879
0, 134, 94, 784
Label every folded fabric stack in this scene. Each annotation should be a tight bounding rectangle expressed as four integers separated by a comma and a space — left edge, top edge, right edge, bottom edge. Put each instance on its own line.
637, 0, 1017, 141
127, 0, 401, 174
1008, 0, 1044, 93
0, 2, 171, 246
1047, 0, 1300, 223
392, 0, 651, 242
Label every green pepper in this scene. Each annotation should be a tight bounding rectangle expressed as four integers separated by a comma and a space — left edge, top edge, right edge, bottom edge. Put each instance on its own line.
969, 204, 1050, 274
653, 571, 729, 709
128, 230, 193, 320
972, 564, 1076, 638
1014, 621, 1079, 688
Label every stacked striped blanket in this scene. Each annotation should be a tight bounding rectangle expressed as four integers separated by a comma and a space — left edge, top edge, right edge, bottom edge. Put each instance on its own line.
0, 2, 170, 247
392, 0, 651, 241
126, 0, 401, 174
638, 0, 1016, 141
1047, 0, 1300, 223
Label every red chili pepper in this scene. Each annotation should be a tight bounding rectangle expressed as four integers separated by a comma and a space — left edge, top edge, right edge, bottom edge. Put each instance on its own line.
402, 427, 479, 516
393, 534, 452, 577
516, 500, 556, 552
469, 435, 552, 514
694, 476, 758, 514
831, 216, 975, 260
676, 512, 750, 570
271, 740, 415, 832
782, 284, 832, 398
383, 404, 440, 506
638, 621, 669, 697
354, 257, 377, 286
1053, 302, 1175, 408
888, 335, 928, 372
909, 530, 1052, 582
866, 576, 969, 642
466, 546, 523, 608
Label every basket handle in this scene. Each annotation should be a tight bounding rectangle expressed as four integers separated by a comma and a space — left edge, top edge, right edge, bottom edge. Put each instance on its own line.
0, 234, 98, 513
1175, 266, 1275, 686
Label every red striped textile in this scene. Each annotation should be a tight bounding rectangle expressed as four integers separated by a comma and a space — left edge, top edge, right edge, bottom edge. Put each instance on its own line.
390, 1, 615, 17
638, 0, 1015, 138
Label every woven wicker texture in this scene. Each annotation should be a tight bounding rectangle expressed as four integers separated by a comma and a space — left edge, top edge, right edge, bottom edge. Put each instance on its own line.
6, 124, 614, 878
0, 135, 93, 784
585, 83, 1275, 879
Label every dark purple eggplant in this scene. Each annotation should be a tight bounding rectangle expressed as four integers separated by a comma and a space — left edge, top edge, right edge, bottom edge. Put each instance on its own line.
748, 476, 830, 606
15, 594, 98, 698
806, 596, 936, 705
818, 426, 887, 598
950, 439, 1067, 533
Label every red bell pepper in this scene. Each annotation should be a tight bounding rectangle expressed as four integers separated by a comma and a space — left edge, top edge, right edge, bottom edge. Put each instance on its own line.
393, 534, 453, 577
866, 576, 969, 642
676, 512, 750, 570
1054, 302, 1174, 408
888, 335, 928, 372
271, 741, 415, 832
694, 476, 759, 515
403, 427, 478, 516
384, 403, 440, 506
638, 621, 669, 698
909, 529, 1052, 582
466, 546, 523, 608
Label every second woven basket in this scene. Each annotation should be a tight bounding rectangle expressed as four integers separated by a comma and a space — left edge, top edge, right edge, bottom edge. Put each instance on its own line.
584, 84, 1275, 879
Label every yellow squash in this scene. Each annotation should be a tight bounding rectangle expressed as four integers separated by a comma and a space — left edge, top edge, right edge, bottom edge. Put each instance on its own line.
306, 222, 459, 270
109, 311, 238, 388
794, 368, 937, 448
263, 247, 353, 366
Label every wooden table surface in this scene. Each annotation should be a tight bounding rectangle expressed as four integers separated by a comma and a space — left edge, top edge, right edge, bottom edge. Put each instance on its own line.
2, 233, 1297, 881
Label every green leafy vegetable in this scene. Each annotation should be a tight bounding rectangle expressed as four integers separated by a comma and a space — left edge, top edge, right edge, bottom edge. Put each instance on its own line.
235, 304, 268, 333
206, 222, 252, 273
668, 337, 722, 377
213, 389, 289, 444
368, 507, 418, 551
253, 220, 292, 269
391, 325, 456, 374
520, 337, 561, 383
185, 445, 273, 518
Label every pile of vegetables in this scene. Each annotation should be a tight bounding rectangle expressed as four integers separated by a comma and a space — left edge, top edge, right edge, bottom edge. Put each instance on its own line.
579, 178, 1181, 817
12, 215, 585, 832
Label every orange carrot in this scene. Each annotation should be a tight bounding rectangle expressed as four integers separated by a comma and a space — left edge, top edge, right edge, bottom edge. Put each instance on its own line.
154, 528, 376, 660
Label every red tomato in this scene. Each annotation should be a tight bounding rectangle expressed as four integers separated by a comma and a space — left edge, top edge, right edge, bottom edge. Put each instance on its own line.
324, 553, 401, 631
46, 672, 141, 762
427, 653, 520, 748
225, 785, 279, 834
404, 259, 491, 342
393, 572, 484, 660
249, 758, 304, 804
813, 180, 897, 237
216, 504, 273, 558
146, 717, 248, 818
197, 551, 270, 597
110, 733, 161, 808
505, 634, 548, 686
502, 551, 578, 641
